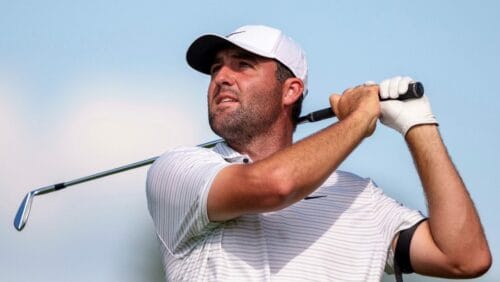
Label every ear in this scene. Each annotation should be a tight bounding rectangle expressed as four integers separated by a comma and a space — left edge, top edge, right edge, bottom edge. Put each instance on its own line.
282, 78, 304, 106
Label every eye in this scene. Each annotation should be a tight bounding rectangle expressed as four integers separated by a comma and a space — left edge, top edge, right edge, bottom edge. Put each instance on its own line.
210, 63, 221, 75
238, 60, 253, 69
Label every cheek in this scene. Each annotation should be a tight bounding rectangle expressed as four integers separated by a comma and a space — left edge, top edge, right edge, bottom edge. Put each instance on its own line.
207, 82, 217, 100
248, 84, 282, 111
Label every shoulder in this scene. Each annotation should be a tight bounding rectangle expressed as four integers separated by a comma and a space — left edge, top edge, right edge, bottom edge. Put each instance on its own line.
155, 145, 222, 164
148, 146, 224, 175
314, 170, 376, 207
319, 170, 390, 207
334, 170, 369, 181
324, 170, 373, 189
329, 170, 398, 200
146, 146, 230, 195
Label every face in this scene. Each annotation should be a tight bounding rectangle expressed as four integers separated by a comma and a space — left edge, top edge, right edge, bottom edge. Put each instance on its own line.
207, 47, 284, 144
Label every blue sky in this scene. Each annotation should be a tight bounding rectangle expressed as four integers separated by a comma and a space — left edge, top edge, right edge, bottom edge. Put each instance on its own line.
1, 1, 499, 281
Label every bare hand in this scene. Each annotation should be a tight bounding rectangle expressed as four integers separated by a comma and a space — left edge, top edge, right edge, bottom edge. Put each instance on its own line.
329, 85, 381, 137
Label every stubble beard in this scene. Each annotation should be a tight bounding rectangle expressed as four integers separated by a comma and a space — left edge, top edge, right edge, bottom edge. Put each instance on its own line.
208, 85, 282, 147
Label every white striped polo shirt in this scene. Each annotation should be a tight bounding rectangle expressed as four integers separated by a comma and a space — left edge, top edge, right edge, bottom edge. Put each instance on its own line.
146, 142, 424, 281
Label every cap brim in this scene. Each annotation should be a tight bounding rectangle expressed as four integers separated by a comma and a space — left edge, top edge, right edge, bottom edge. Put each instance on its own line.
186, 34, 235, 75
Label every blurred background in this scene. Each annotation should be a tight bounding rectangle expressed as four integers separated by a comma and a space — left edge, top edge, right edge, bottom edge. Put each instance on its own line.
1, 0, 498, 281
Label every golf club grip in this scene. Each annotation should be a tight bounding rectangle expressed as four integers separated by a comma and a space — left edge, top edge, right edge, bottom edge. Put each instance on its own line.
301, 82, 424, 123
384, 81, 424, 101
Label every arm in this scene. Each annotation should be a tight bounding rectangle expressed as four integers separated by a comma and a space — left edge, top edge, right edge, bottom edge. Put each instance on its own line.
379, 76, 491, 277
208, 85, 380, 221
405, 125, 491, 277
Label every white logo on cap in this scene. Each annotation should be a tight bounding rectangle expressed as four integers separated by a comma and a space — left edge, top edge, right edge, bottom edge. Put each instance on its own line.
225, 30, 246, 38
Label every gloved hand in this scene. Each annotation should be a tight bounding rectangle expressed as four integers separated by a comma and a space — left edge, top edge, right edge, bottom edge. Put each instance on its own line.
378, 76, 438, 136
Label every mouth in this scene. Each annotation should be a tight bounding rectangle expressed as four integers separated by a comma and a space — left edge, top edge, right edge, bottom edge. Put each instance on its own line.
218, 96, 238, 105
214, 89, 239, 106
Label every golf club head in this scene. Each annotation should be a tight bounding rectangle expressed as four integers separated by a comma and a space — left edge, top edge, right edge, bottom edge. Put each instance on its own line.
14, 191, 34, 231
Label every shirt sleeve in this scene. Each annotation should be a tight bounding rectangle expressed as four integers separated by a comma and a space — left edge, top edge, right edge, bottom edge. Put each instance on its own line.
367, 181, 426, 273
146, 146, 231, 258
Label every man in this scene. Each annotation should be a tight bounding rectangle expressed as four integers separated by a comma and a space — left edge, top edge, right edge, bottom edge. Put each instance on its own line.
146, 25, 491, 281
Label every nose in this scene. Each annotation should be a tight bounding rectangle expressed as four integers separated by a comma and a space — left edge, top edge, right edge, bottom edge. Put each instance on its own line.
213, 64, 236, 86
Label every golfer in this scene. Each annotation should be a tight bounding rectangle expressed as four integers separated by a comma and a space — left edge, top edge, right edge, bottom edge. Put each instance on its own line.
146, 25, 491, 281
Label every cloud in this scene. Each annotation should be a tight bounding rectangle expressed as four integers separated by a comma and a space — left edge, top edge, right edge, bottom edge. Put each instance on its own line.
1, 72, 209, 281
21, 72, 209, 176
2, 72, 208, 225
57, 98, 201, 171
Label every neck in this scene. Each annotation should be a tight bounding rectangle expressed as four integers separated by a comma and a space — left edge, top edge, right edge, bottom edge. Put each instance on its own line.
226, 115, 294, 161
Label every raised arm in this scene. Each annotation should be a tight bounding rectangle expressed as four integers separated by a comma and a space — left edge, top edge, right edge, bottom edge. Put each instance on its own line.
379, 76, 491, 278
406, 125, 491, 277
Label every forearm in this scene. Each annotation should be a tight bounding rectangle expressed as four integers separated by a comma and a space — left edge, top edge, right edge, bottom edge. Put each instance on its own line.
405, 125, 490, 267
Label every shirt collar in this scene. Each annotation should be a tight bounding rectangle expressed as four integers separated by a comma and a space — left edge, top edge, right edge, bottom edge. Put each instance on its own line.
213, 141, 252, 164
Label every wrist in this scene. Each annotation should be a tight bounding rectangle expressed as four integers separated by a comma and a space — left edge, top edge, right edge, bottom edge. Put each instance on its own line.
405, 124, 440, 142
346, 109, 379, 137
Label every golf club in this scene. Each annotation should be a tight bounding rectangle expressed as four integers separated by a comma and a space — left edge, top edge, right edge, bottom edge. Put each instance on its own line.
13, 82, 424, 231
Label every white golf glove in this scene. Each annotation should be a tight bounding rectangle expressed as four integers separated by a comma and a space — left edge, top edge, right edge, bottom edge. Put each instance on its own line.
377, 76, 438, 136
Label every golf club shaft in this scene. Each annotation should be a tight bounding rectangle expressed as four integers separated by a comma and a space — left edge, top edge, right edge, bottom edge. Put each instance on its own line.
14, 81, 424, 231
46, 140, 222, 192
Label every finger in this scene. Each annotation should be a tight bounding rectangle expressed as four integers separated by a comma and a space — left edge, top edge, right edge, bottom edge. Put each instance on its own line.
329, 94, 341, 116
398, 76, 412, 95
388, 76, 402, 99
363, 80, 376, 86
342, 87, 354, 95
379, 79, 390, 99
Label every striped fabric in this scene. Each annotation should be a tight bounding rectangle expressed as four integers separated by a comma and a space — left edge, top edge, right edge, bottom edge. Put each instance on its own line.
146, 142, 424, 281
